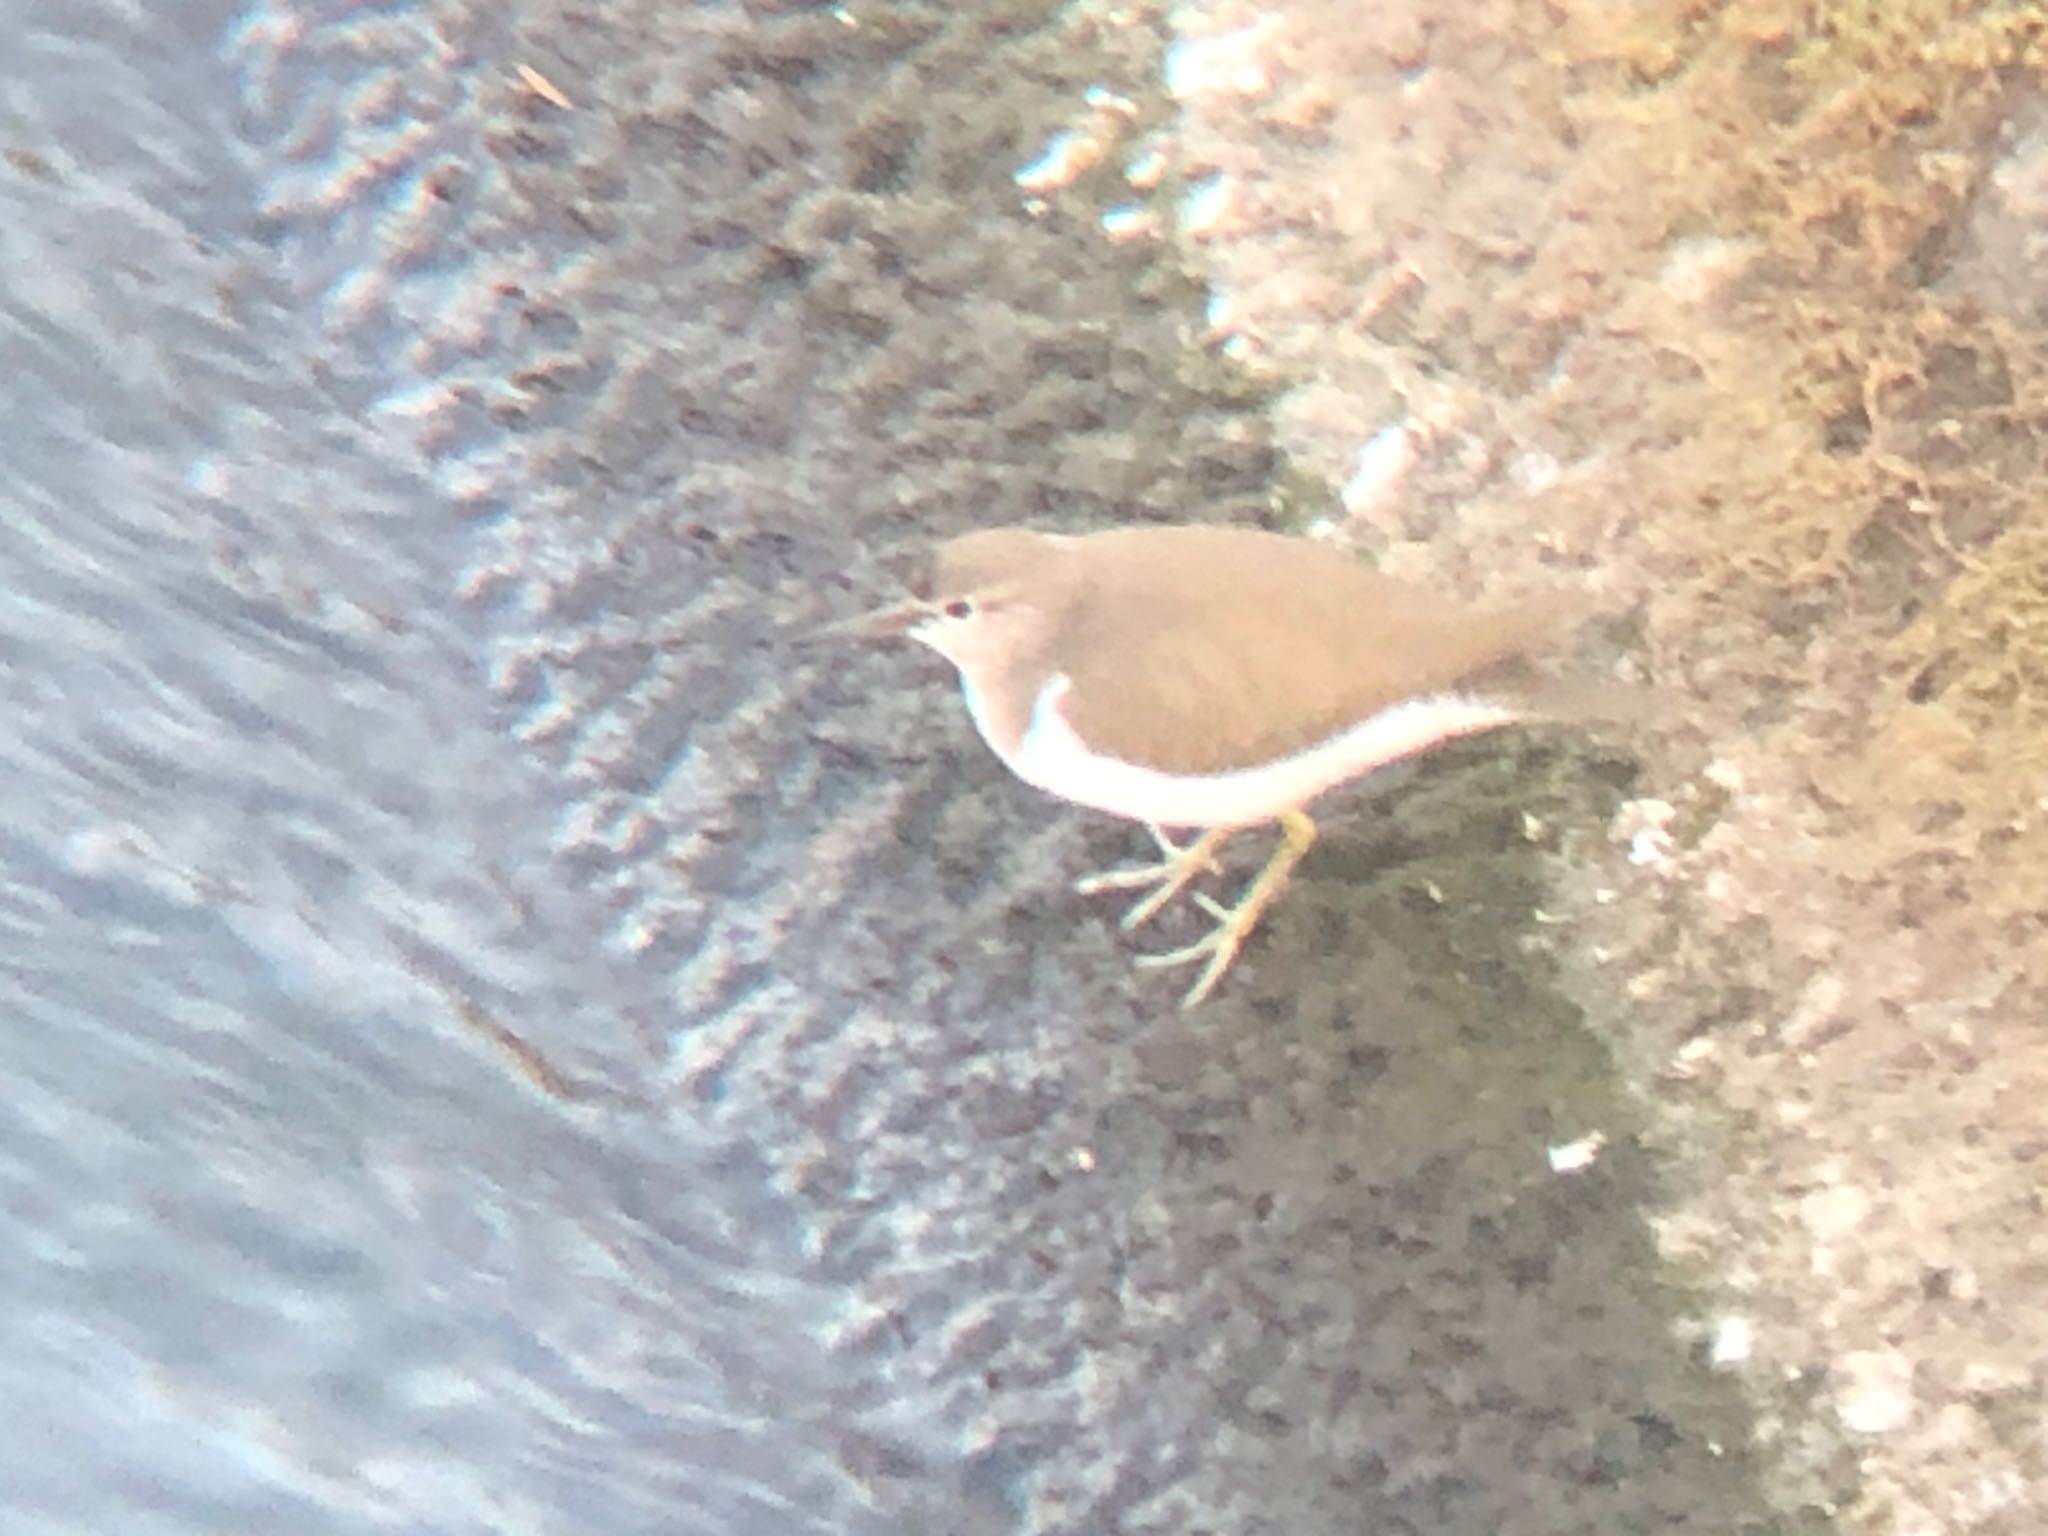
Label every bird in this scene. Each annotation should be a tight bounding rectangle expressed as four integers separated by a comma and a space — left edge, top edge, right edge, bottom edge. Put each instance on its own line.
868, 523, 1564, 1008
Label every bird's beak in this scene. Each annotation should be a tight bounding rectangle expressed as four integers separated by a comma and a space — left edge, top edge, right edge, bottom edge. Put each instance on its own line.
795, 596, 929, 648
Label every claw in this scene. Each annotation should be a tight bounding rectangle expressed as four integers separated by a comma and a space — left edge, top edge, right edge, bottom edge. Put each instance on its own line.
1073, 825, 1231, 932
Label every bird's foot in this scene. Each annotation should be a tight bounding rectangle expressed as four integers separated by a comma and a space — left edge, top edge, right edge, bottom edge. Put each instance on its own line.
1073, 825, 1230, 933
1132, 892, 1252, 1009
1129, 809, 1318, 1009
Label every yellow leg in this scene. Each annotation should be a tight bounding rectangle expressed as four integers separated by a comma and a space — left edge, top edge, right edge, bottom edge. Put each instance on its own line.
1134, 809, 1318, 1009
1074, 824, 1232, 933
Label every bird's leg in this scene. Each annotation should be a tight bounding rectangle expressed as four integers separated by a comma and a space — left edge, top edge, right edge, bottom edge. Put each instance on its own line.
1074, 824, 1232, 933
1135, 809, 1318, 1009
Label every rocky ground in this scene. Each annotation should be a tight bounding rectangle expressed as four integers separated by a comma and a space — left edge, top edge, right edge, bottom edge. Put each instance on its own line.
1025, 2, 2048, 1531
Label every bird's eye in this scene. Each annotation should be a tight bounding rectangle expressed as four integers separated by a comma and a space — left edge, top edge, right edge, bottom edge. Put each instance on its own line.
942, 597, 975, 621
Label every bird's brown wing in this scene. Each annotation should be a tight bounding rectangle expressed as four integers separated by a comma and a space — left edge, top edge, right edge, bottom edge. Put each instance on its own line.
1053, 527, 1558, 776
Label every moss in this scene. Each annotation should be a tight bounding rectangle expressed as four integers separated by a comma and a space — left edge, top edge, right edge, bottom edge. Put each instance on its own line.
1897, 522, 2048, 753
1534, 4, 2042, 590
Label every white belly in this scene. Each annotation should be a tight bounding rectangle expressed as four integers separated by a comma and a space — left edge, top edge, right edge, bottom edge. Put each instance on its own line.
961, 671, 1519, 829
